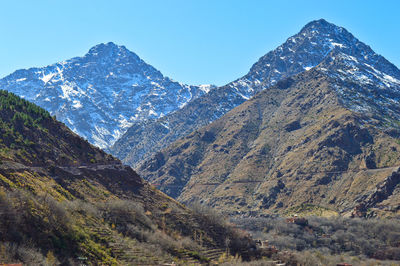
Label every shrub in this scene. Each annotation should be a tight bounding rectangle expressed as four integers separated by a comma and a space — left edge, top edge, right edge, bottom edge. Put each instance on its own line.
100, 199, 155, 232
231, 215, 400, 260
189, 201, 227, 227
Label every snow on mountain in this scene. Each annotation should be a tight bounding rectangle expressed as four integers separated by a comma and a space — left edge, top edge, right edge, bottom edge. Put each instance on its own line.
0, 42, 214, 148
317, 49, 400, 123
228, 19, 400, 101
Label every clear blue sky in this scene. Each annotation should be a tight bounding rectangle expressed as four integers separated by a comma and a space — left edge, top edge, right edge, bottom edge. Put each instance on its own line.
1, 0, 399, 86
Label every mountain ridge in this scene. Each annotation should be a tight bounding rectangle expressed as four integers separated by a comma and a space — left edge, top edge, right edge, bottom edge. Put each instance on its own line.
110, 18, 400, 168
135, 19, 400, 217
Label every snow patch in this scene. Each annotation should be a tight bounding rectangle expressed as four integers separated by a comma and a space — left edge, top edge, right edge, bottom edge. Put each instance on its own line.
40, 73, 56, 84
199, 84, 212, 93
118, 115, 134, 129
72, 100, 82, 109
339, 53, 359, 63
383, 74, 400, 85
161, 121, 170, 129
330, 42, 345, 48
60, 84, 79, 100
239, 93, 249, 100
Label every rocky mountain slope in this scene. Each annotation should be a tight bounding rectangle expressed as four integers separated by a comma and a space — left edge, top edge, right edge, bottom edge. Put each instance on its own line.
110, 19, 393, 168
109, 84, 249, 167
0, 90, 252, 264
0, 42, 212, 148
138, 21, 400, 218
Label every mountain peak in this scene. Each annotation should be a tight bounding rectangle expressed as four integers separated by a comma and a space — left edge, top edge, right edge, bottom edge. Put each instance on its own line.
88, 41, 125, 51
299, 19, 352, 37
242, 19, 366, 93
302, 18, 335, 29
86, 42, 137, 60
298, 19, 354, 43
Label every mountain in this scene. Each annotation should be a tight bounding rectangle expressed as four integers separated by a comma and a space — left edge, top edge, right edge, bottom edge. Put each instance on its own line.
109, 83, 249, 167
137, 19, 400, 218
110, 19, 394, 168
0, 42, 212, 148
0, 90, 252, 264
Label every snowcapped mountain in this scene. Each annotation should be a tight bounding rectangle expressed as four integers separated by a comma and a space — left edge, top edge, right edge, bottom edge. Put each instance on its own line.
110, 19, 400, 168
228, 19, 400, 99
317, 49, 400, 121
135, 20, 400, 217
0, 42, 213, 148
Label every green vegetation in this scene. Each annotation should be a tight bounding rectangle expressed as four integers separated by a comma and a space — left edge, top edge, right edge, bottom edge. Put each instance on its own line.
0, 185, 255, 265
0, 91, 49, 150
0, 188, 79, 264
232, 216, 400, 261
0, 90, 50, 121
221, 252, 399, 266
0, 187, 190, 264
0, 89, 117, 166
0, 90, 52, 164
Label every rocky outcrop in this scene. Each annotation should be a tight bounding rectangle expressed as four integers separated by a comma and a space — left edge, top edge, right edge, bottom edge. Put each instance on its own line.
353, 167, 400, 217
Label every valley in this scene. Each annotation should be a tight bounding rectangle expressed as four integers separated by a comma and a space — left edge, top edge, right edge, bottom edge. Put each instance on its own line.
0, 17, 399, 265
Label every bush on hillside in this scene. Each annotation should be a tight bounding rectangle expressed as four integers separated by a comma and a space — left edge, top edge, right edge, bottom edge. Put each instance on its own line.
232, 216, 400, 260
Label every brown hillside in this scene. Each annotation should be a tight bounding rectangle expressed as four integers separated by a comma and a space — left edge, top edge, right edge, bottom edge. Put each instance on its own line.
138, 69, 400, 218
